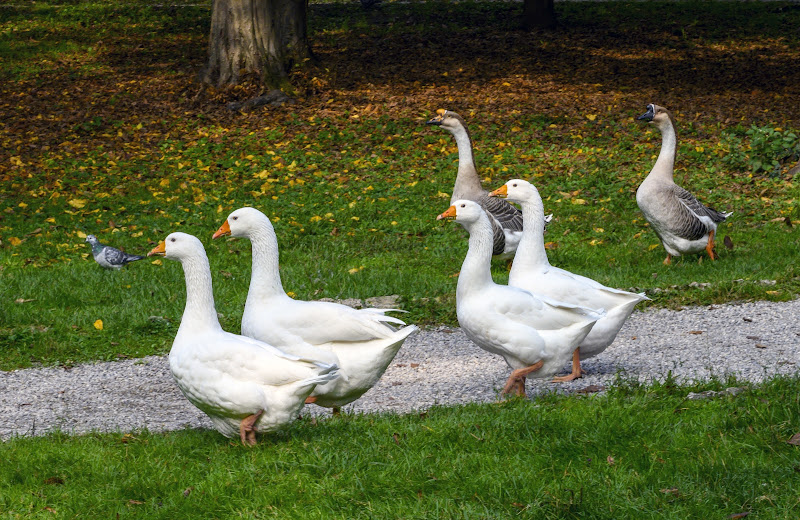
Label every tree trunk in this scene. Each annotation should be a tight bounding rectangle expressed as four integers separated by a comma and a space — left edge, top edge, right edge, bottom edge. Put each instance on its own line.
522, 0, 556, 30
200, 0, 310, 91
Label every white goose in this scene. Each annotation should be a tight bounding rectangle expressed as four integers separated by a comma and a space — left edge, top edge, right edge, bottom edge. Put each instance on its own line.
491, 180, 649, 382
148, 232, 339, 445
213, 207, 417, 414
636, 103, 732, 265
427, 109, 525, 258
437, 200, 603, 396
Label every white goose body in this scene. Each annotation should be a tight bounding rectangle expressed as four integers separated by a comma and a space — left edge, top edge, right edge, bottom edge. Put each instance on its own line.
438, 200, 602, 394
636, 104, 731, 264
428, 109, 524, 257
493, 180, 648, 367
150, 233, 338, 444
214, 208, 417, 410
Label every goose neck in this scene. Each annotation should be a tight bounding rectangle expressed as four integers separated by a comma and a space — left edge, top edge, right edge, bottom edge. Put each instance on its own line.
510, 198, 550, 274
178, 254, 222, 333
450, 125, 483, 199
456, 216, 495, 298
649, 118, 677, 182
246, 225, 287, 301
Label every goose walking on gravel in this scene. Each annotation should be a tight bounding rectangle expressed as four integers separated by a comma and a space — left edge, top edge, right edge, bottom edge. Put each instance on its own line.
427, 109, 526, 259
491, 179, 649, 382
636, 103, 732, 265
148, 233, 339, 445
437, 200, 603, 396
213, 207, 417, 415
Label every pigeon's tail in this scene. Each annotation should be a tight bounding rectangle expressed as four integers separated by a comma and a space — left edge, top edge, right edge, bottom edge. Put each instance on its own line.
124, 254, 146, 264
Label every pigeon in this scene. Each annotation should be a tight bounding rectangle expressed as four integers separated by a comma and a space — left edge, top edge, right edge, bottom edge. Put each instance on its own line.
84, 234, 146, 269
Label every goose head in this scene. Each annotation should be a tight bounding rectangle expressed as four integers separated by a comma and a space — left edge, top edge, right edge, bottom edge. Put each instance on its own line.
148, 232, 204, 262
426, 109, 467, 133
490, 179, 541, 205
213, 207, 271, 240
436, 199, 484, 226
637, 103, 674, 130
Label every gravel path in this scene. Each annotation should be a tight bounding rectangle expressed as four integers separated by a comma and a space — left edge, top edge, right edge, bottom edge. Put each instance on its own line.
2, 299, 799, 440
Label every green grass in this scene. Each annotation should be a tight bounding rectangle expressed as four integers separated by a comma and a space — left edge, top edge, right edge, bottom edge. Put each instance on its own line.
1, 0, 800, 368
2, 376, 799, 518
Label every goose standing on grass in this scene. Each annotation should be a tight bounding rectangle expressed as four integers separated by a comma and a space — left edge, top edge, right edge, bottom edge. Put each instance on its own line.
213, 207, 417, 414
427, 109, 525, 258
148, 232, 339, 445
636, 103, 732, 265
437, 200, 603, 396
490, 180, 649, 382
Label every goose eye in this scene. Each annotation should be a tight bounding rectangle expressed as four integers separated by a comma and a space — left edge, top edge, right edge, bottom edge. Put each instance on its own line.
512, 183, 517, 187
232, 216, 238, 221
170, 238, 176, 242
460, 203, 465, 208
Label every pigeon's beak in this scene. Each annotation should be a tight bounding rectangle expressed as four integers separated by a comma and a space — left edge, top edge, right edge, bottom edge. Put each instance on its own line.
436, 205, 457, 221
212, 220, 231, 239
147, 241, 166, 257
489, 185, 508, 198
426, 108, 447, 126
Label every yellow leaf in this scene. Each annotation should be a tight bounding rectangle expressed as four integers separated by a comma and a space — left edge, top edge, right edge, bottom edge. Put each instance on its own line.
648, 244, 660, 251
695, 146, 704, 153
571, 198, 587, 205
46, 217, 56, 223
594, 227, 604, 233
18, 202, 27, 208
93, 319, 103, 330
437, 192, 450, 198
348, 266, 364, 274
76, 231, 87, 239
151, 259, 162, 266
586, 114, 597, 121
68, 199, 87, 209
286, 291, 296, 298
8, 236, 22, 246
216, 204, 223, 214
159, 178, 170, 187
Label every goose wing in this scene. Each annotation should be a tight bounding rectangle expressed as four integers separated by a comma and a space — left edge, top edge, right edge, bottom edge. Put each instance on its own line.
670, 185, 727, 240
477, 193, 523, 255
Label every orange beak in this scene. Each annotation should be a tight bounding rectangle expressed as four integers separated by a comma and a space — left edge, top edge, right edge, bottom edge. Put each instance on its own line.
489, 185, 508, 198
147, 241, 166, 257
436, 206, 457, 221
212, 220, 231, 240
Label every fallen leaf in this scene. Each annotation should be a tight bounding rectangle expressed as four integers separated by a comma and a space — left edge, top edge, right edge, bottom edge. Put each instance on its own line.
183, 487, 194, 497
15, 298, 34, 303
44, 476, 65, 485
68, 199, 87, 209
755, 343, 767, 349
93, 319, 103, 331
607, 456, 615, 465
728, 513, 750, 519
724, 235, 734, 248
660, 488, 679, 495
688, 330, 704, 335
544, 241, 558, 250
576, 385, 605, 394
128, 500, 144, 505
151, 259, 162, 266
8, 236, 22, 246
787, 433, 800, 446
76, 231, 87, 239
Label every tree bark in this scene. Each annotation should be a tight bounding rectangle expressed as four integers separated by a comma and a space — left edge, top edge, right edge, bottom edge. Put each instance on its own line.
522, 0, 556, 30
200, 0, 310, 91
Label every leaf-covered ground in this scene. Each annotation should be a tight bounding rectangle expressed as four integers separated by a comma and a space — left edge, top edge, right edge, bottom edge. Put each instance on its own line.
1, 1, 800, 367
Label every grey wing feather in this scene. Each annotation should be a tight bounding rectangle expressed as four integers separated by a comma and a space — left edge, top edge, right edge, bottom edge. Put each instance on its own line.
671, 185, 727, 241
104, 246, 144, 266
476, 193, 523, 255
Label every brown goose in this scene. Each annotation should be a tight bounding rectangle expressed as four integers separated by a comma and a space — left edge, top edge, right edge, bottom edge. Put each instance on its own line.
636, 104, 731, 265
427, 109, 524, 258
